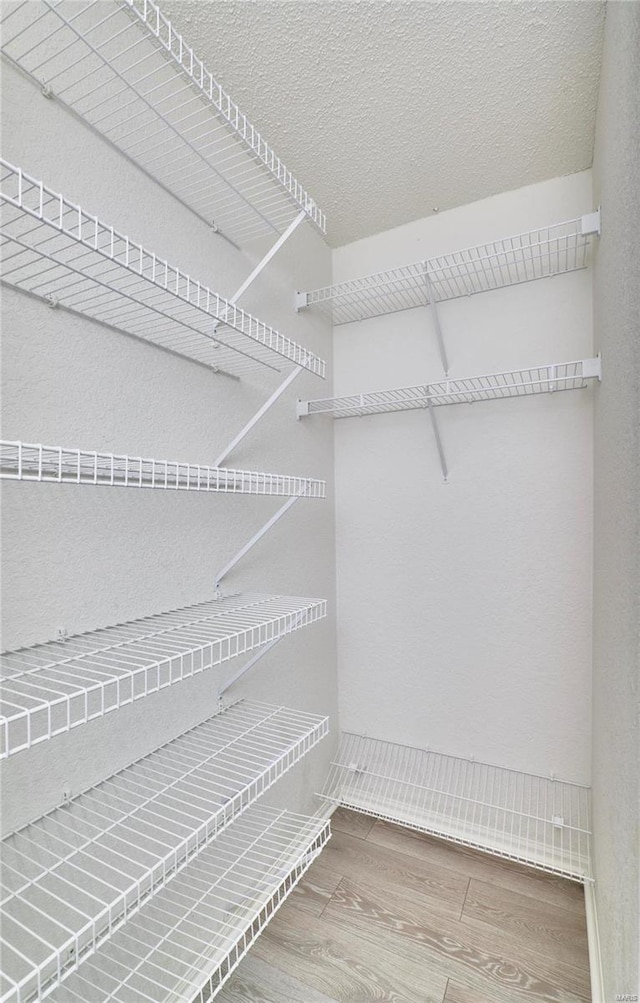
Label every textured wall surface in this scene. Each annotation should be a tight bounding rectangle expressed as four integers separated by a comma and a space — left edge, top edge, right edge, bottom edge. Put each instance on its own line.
332, 172, 594, 783
162, 0, 604, 246
591, 3, 640, 997
0, 62, 338, 835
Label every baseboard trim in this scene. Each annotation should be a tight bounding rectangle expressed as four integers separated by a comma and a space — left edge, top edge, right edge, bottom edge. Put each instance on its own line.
585, 881, 605, 1002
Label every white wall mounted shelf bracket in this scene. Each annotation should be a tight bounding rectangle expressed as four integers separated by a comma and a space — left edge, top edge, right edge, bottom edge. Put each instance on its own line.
426, 394, 449, 482
219, 609, 309, 697
425, 272, 449, 374
214, 366, 303, 468
215, 493, 304, 589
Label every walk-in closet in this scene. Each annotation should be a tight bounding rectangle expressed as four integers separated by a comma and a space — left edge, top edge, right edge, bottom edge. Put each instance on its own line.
1, 2, 638, 1001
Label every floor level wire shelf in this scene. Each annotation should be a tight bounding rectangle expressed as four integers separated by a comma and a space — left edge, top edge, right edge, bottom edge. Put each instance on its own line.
0, 593, 327, 759
321, 732, 592, 883
1, 702, 329, 1002
0, 0, 326, 246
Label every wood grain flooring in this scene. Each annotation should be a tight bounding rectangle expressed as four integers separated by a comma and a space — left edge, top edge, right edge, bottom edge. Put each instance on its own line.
216, 808, 591, 1003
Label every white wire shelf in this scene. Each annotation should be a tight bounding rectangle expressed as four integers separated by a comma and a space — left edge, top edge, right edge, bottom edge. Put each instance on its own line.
0, 0, 326, 247
0, 702, 329, 1003
297, 357, 602, 419
0, 440, 326, 499
321, 733, 592, 883
0, 593, 327, 760
0, 161, 326, 380
40, 806, 330, 1003
297, 213, 600, 324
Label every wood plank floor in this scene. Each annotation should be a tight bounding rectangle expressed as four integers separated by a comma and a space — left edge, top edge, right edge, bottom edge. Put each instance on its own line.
217, 808, 591, 1003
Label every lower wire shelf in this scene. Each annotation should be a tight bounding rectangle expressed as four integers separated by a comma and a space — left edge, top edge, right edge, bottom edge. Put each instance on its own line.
0, 700, 329, 1003
321, 733, 592, 883
44, 806, 331, 1003
0, 593, 327, 759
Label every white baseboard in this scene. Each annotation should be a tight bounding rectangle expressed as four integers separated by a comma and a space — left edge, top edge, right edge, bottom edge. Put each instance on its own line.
584, 881, 605, 1002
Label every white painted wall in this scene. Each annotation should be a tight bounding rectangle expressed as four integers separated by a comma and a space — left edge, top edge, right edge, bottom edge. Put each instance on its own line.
332, 172, 594, 783
0, 63, 338, 835
591, 3, 640, 997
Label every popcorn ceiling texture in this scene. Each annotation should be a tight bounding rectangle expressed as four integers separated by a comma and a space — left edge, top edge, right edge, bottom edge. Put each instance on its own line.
162, 0, 605, 246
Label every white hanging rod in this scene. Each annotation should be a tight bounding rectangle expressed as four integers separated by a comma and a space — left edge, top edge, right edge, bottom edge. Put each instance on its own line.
0, 440, 326, 499
0, 1, 326, 247
0, 702, 329, 1003
296, 212, 601, 324
0, 160, 326, 380
0, 593, 327, 760
297, 357, 602, 419
42, 806, 331, 1003
321, 732, 591, 883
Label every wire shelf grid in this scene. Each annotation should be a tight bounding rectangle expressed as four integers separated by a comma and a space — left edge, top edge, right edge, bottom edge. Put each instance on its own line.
0, 703, 329, 1003
41, 806, 330, 1003
0, 0, 326, 246
299, 216, 597, 324
0, 593, 327, 759
0, 161, 326, 379
298, 358, 601, 419
0, 440, 326, 499
322, 733, 592, 883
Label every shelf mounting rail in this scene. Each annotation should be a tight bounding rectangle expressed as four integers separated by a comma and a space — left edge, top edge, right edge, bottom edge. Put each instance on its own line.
0, 161, 326, 380
0, 0, 326, 247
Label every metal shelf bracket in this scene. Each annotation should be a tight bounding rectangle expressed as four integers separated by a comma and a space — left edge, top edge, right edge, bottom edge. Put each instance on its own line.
426, 391, 449, 482
425, 272, 449, 374
215, 492, 304, 589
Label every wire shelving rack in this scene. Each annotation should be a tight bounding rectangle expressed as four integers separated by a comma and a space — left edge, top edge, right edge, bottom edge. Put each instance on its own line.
42, 806, 330, 1003
0, 593, 327, 760
322, 733, 592, 883
297, 357, 602, 419
0, 161, 326, 380
297, 214, 600, 324
1, 702, 329, 1003
0, 440, 326, 499
0, 0, 326, 247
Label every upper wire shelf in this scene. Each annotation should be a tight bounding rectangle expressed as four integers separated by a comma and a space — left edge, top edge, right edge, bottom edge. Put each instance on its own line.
0, 701, 329, 1003
0, 0, 326, 247
297, 357, 602, 419
0, 440, 326, 499
43, 805, 330, 1003
0, 161, 326, 380
297, 213, 600, 325
321, 732, 591, 883
0, 592, 327, 759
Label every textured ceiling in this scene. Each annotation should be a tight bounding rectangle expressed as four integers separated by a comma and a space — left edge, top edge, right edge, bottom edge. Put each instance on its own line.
161, 1, 605, 247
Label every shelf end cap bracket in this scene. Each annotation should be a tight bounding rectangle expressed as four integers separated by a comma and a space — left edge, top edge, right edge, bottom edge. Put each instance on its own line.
580, 209, 601, 237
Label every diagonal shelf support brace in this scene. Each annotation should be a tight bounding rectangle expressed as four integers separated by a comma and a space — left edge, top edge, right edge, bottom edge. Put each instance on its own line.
219, 610, 308, 696
215, 493, 303, 588
214, 366, 303, 467
426, 390, 448, 482
425, 272, 449, 375
212, 211, 307, 466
